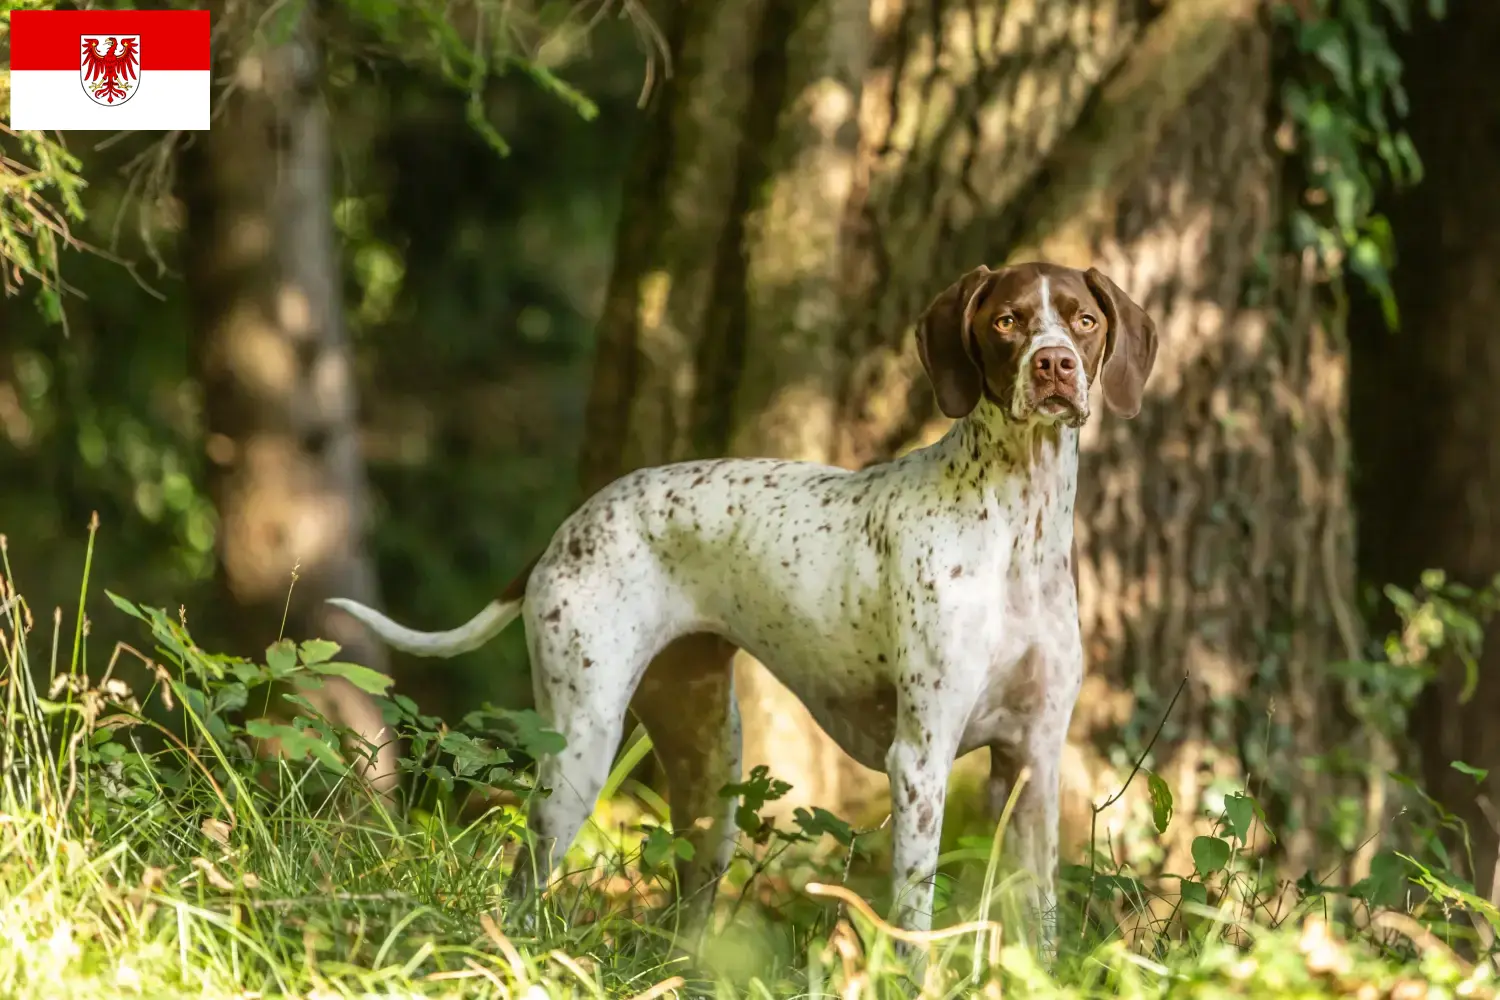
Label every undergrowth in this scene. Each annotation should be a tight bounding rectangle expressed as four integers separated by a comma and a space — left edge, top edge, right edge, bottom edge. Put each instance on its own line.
2, 522, 1499, 998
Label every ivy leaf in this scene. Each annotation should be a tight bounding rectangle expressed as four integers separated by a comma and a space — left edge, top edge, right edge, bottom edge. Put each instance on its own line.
1301, 20, 1354, 96
1192, 835, 1231, 875
1145, 769, 1173, 834
298, 639, 341, 666
1180, 879, 1209, 907
306, 661, 394, 695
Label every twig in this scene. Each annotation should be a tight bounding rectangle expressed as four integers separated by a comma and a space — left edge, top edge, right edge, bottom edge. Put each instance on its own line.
1373, 911, 1474, 975
804, 881, 1004, 945
1082, 673, 1189, 938
626, 976, 685, 1000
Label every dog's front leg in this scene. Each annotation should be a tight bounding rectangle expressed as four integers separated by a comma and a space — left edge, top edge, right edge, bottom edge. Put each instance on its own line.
998, 717, 1067, 959
885, 730, 952, 936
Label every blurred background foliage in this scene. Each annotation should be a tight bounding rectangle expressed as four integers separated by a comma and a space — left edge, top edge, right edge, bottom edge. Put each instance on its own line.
0, 0, 652, 717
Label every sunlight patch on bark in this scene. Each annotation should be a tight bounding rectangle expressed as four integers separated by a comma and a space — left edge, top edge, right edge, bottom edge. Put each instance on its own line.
223, 309, 297, 397
227, 214, 272, 263
219, 441, 353, 597
309, 348, 354, 415
275, 283, 313, 339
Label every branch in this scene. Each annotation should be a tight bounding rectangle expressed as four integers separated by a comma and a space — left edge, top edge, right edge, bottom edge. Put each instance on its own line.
1007, 0, 1264, 266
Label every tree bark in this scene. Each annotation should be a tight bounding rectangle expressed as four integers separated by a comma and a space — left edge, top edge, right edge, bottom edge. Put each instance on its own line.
182, 2, 395, 787
1351, 0, 1500, 897
586, 0, 1361, 850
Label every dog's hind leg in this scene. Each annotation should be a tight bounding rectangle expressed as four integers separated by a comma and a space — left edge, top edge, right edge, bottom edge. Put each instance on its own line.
631, 633, 741, 942
503, 606, 651, 929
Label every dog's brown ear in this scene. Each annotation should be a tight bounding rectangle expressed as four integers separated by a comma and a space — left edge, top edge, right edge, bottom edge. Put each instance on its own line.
1084, 268, 1158, 418
917, 266, 997, 418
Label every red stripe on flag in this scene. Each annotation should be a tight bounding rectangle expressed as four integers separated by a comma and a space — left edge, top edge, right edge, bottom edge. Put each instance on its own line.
9, 9, 210, 71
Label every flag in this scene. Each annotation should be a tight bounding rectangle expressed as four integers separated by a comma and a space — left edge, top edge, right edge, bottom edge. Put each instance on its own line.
7, 9, 210, 131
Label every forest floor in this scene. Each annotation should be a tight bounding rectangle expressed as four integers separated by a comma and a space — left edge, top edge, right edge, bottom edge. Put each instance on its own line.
0, 550, 1493, 998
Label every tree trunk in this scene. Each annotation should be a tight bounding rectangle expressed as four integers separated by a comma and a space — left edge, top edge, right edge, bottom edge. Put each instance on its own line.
182, 3, 395, 787
1351, 1, 1500, 897
586, 0, 1360, 851
583, 0, 890, 817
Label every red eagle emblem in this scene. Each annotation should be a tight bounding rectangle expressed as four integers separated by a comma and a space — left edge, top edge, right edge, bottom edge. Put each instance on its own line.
80, 35, 140, 106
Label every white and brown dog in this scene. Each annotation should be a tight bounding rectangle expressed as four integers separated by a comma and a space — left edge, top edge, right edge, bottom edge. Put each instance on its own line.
331, 262, 1157, 946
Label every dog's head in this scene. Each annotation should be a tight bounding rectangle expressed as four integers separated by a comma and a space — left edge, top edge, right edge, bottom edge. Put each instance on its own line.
915, 262, 1158, 426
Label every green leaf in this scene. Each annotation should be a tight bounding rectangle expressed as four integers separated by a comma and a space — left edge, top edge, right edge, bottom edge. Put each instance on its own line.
1094, 874, 1146, 900
1180, 879, 1209, 906
792, 806, 855, 846
1191, 835, 1231, 875
641, 826, 690, 869
176, 684, 231, 745
229, 660, 269, 686
279, 692, 325, 719
307, 661, 394, 695
298, 639, 341, 666
733, 804, 762, 837
104, 590, 146, 621
491, 708, 567, 757
213, 682, 249, 715
265, 639, 299, 678
721, 765, 792, 811
1224, 791, 1277, 845
1224, 793, 1255, 842
1145, 769, 1173, 834
1350, 849, 1415, 907
245, 720, 346, 772
1451, 760, 1489, 783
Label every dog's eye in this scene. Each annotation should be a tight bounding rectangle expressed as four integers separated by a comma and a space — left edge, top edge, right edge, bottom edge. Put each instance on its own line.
1078, 315, 1098, 331
994, 315, 1017, 332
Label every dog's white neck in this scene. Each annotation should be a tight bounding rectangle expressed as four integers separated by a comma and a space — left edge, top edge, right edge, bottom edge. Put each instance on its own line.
922, 400, 1080, 541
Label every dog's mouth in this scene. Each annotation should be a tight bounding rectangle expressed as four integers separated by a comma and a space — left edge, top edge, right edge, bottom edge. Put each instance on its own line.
1034, 395, 1086, 424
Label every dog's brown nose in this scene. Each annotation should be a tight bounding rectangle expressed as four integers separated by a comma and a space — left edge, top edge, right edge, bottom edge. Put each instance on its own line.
1031, 347, 1078, 392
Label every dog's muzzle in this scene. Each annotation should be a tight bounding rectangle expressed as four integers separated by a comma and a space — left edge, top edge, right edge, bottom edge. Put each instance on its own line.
1024, 345, 1088, 424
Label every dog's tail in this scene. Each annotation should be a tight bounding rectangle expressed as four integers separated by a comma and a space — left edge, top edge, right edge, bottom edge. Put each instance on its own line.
326, 597, 521, 658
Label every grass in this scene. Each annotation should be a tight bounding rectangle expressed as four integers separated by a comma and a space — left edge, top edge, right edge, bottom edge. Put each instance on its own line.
2, 529, 1499, 998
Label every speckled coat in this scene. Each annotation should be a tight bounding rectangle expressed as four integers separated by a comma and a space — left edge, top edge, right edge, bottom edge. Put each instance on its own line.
329, 262, 1158, 951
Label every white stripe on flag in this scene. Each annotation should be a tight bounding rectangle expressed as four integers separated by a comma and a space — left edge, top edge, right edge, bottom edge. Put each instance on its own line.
9, 70, 210, 130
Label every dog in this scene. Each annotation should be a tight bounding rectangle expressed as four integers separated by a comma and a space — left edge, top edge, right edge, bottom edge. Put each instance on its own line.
330, 261, 1157, 949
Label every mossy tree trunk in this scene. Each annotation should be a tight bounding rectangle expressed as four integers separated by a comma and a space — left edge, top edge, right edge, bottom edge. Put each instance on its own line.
585, 0, 1361, 862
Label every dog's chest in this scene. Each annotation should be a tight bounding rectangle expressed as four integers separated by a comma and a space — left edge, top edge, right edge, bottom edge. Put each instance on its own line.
626, 444, 1080, 766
